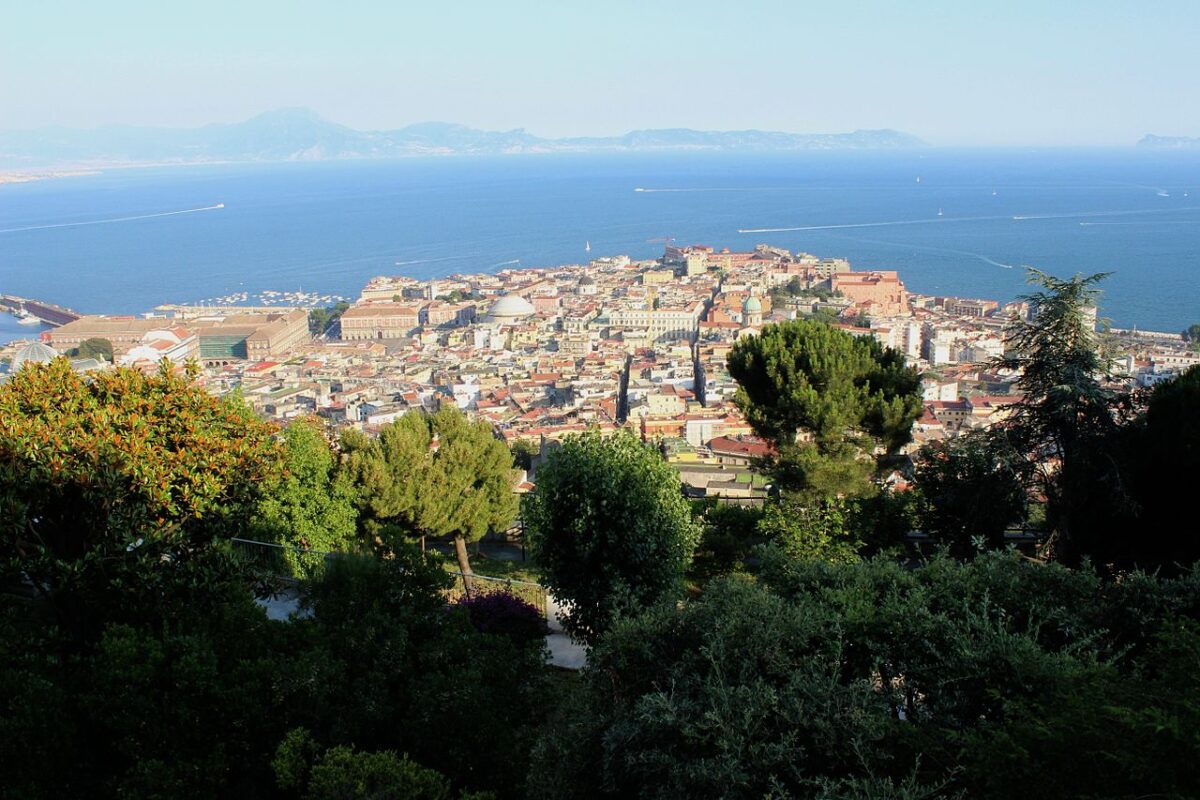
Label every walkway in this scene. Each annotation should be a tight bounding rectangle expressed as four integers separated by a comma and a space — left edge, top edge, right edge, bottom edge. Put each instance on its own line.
545, 594, 588, 670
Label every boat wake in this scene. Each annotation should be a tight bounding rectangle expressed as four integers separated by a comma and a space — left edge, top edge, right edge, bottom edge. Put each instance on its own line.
1012, 206, 1197, 222
823, 232, 1016, 270
740, 205, 1199, 234
394, 256, 466, 266
0, 203, 225, 234
492, 259, 521, 267
1080, 220, 1200, 226
737, 215, 1003, 233
637, 187, 783, 193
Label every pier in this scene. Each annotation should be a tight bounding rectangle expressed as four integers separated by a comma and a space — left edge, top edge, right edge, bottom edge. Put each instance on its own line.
0, 295, 83, 327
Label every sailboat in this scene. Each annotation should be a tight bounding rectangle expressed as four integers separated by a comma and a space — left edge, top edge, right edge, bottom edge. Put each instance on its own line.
585, 240, 591, 253
937, 208, 944, 217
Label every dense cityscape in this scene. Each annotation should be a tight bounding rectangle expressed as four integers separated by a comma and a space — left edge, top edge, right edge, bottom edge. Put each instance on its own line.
4, 243, 1197, 504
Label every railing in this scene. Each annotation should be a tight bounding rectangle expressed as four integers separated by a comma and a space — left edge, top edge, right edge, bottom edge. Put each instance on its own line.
229, 537, 336, 591
444, 570, 549, 619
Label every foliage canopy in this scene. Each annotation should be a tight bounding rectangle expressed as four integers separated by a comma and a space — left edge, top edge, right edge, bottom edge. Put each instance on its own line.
524, 430, 700, 643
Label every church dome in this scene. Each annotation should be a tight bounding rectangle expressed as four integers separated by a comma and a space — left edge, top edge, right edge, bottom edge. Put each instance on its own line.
11, 341, 58, 371
487, 293, 536, 322
579, 274, 596, 286
743, 295, 762, 314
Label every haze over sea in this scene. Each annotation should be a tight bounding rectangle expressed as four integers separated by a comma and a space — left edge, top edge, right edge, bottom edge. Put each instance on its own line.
2, 150, 1199, 343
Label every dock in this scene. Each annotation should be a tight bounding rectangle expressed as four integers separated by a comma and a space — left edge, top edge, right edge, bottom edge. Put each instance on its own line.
0, 294, 83, 327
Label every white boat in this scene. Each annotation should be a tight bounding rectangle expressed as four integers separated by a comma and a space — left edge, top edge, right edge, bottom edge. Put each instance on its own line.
937, 208, 944, 217
585, 240, 591, 253
16, 310, 39, 325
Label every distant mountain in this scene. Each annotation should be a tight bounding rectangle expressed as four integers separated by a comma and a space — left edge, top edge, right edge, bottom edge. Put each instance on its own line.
1137, 134, 1200, 149
0, 108, 925, 168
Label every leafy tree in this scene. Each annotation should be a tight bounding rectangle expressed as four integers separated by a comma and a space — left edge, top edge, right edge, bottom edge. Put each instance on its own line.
770, 440, 879, 503
993, 270, 1122, 562
309, 301, 350, 336
529, 576, 899, 799
915, 429, 1028, 555
728, 318, 922, 453
289, 549, 549, 798
340, 407, 518, 583
757, 497, 862, 564
274, 729, 455, 800
1181, 322, 1200, 343
510, 438, 538, 471
689, 499, 764, 581
523, 430, 700, 643
255, 416, 359, 574
67, 337, 114, 362
0, 360, 280, 626
533, 551, 1200, 799
1091, 364, 1200, 571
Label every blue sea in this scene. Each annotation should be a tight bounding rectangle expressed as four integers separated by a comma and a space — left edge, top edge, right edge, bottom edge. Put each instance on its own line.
2, 150, 1199, 344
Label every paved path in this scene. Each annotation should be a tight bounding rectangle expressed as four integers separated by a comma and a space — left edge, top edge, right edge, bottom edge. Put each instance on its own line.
545, 593, 588, 670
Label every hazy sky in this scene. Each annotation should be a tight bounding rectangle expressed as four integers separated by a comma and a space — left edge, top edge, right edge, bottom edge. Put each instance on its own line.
2, 0, 1198, 146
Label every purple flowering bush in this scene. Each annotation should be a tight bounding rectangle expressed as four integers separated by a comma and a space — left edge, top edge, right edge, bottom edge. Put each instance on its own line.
455, 590, 548, 645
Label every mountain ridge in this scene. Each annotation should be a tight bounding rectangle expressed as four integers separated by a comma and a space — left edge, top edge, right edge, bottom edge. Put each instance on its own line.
1137, 134, 1200, 149
0, 108, 926, 168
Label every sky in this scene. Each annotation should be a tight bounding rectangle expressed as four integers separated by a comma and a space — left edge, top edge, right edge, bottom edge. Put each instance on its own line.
1, 0, 1198, 146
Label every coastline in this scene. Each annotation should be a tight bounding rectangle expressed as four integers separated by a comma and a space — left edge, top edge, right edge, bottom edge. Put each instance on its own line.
0, 169, 102, 186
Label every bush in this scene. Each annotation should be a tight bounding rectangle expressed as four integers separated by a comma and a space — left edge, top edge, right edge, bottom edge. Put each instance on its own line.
455, 591, 547, 646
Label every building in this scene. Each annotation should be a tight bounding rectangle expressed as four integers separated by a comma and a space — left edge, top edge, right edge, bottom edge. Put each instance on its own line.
192, 310, 309, 360
340, 304, 423, 340
485, 294, 537, 325
832, 271, 909, 316
946, 298, 999, 318
606, 301, 706, 343
742, 295, 763, 327
119, 326, 199, 365
46, 316, 170, 355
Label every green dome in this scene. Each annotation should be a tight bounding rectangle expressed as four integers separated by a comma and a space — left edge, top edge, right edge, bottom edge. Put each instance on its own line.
743, 295, 762, 314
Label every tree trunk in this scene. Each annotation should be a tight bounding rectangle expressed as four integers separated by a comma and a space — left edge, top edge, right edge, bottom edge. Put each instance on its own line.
453, 534, 475, 596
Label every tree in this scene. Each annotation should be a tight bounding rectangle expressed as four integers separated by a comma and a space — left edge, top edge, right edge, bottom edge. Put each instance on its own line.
255, 416, 359, 574
0, 360, 280, 623
757, 497, 862, 564
510, 438, 538, 471
728, 319, 921, 503
728, 319, 922, 453
689, 499, 764, 582
531, 553, 1200, 799
291, 549, 550, 798
274, 729, 455, 800
308, 301, 350, 336
1181, 323, 1200, 343
1099, 364, 1200, 571
915, 429, 1028, 556
341, 408, 518, 582
68, 337, 113, 362
993, 270, 1121, 562
523, 430, 701, 643
528, 576, 902, 799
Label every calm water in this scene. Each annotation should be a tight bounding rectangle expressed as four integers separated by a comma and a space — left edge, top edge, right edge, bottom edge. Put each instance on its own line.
2, 150, 1199, 344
